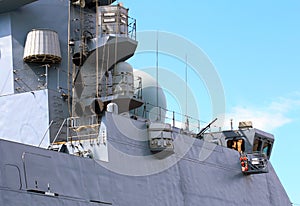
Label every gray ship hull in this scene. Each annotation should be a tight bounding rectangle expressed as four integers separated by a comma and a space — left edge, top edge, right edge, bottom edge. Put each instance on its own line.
0, 113, 290, 206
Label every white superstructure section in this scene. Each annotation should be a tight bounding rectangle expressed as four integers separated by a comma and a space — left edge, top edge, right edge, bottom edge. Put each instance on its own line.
0, 89, 50, 148
0, 14, 14, 96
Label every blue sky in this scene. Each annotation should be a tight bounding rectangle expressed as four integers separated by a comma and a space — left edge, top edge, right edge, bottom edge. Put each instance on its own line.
124, 0, 300, 204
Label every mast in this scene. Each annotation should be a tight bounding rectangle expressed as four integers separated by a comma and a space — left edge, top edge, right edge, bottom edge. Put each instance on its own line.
156, 31, 159, 121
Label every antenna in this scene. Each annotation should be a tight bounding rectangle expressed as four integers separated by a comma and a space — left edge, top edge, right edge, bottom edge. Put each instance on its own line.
185, 54, 189, 130
185, 54, 188, 116
156, 31, 159, 120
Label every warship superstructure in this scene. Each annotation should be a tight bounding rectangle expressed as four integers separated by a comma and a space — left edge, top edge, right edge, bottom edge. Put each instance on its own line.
0, 0, 291, 205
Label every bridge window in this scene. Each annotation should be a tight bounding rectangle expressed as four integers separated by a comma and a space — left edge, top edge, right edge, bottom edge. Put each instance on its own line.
227, 139, 245, 153
262, 141, 272, 157
253, 138, 262, 153
253, 137, 273, 158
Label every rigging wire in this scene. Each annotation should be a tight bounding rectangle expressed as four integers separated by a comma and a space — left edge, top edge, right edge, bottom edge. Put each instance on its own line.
100, 11, 107, 97
14, 80, 28, 93
11, 66, 71, 76
113, 1, 118, 96
106, 33, 110, 96
18, 78, 34, 92
95, 0, 99, 98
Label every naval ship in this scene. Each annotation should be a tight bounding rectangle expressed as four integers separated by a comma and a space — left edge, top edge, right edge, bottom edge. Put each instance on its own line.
0, 0, 291, 205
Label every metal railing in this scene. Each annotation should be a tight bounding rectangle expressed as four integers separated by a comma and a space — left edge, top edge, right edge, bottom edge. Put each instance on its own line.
139, 102, 201, 134
100, 7, 136, 40
66, 115, 100, 141
134, 76, 142, 99
100, 74, 142, 98
128, 16, 136, 39
100, 19, 136, 40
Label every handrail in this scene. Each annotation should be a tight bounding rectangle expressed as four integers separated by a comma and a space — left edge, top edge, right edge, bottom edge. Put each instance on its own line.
66, 115, 100, 142
142, 102, 202, 133
50, 119, 67, 147
99, 11, 136, 40
38, 120, 54, 147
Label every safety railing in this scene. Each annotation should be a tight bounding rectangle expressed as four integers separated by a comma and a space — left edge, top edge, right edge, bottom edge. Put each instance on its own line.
128, 16, 136, 40
100, 5, 136, 40
139, 102, 201, 134
66, 115, 100, 142
100, 74, 142, 98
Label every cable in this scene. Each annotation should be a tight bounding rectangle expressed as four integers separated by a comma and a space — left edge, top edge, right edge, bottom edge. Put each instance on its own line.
67, 0, 72, 116
95, 0, 99, 98
18, 77, 34, 92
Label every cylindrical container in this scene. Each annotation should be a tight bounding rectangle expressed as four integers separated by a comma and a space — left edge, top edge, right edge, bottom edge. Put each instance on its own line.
23, 29, 62, 64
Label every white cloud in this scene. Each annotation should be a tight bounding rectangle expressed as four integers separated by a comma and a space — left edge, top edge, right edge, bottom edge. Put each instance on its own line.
225, 106, 291, 131
222, 93, 300, 132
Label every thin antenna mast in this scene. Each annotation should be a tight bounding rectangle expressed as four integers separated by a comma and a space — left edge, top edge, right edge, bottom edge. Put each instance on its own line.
185, 55, 189, 130
156, 31, 159, 120
185, 54, 188, 116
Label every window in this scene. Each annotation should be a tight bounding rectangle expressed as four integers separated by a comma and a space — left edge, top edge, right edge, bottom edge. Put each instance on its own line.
253, 138, 262, 153
227, 139, 245, 152
262, 141, 272, 157
103, 17, 116, 23
253, 137, 273, 158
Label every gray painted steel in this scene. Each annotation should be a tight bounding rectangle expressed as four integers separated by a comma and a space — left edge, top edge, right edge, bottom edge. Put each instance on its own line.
0, 0, 291, 205
0, 112, 291, 205
0, 0, 37, 14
